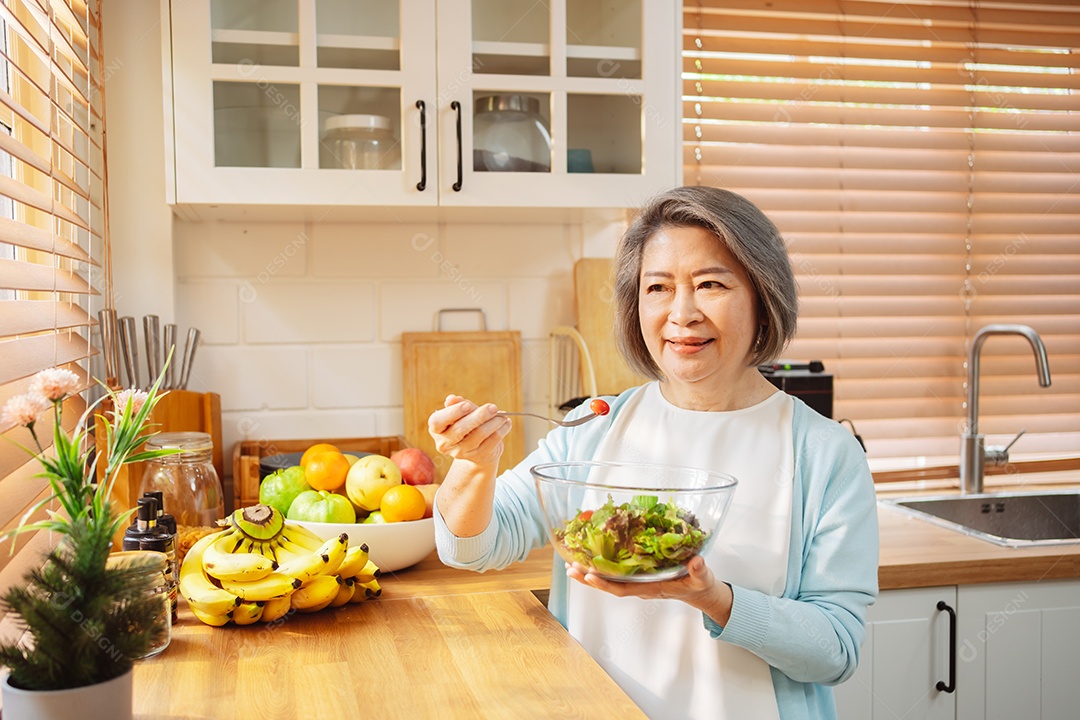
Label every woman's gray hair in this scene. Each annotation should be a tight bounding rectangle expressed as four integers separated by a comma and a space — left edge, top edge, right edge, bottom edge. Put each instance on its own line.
612, 186, 798, 379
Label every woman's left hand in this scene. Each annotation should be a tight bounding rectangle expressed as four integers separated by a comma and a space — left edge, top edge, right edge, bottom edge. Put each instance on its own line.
566, 555, 734, 626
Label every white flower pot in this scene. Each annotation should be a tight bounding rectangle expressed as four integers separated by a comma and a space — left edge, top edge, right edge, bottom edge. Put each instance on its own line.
1, 669, 132, 720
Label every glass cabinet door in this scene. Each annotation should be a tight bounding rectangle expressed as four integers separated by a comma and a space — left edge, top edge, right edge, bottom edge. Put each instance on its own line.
210, 0, 301, 168
467, 0, 644, 176
565, 0, 643, 176
436, 0, 672, 207
208, 0, 405, 172
170, 0, 436, 206
315, 0, 403, 171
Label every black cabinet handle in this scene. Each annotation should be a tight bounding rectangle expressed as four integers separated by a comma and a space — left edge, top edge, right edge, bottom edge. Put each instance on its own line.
451, 100, 462, 191
415, 100, 427, 191
936, 600, 957, 693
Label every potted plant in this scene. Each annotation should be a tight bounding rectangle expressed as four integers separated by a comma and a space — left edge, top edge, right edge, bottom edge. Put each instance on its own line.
0, 366, 175, 720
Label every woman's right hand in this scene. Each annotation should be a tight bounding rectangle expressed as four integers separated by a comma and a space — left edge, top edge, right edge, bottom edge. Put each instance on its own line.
427, 395, 513, 537
427, 394, 513, 469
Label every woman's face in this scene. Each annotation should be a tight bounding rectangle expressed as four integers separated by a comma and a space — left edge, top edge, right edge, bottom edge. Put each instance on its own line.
638, 225, 762, 406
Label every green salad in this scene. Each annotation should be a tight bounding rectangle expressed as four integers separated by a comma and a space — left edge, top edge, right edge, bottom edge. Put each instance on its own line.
554, 494, 707, 577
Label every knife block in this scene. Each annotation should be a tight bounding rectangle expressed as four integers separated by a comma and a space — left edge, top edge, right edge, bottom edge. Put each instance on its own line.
95, 390, 222, 543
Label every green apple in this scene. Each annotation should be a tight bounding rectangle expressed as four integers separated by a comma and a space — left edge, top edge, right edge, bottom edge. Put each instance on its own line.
259, 465, 311, 517
362, 511, 386, 524
345, 454, 402, 512
287, 489, 356, 524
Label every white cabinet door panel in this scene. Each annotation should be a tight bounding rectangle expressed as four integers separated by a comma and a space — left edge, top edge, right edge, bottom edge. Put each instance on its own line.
983, 607, 1041, 720
957, 580, 1080, 720
1042, 607, 1080, 718
836, 587, 956, 720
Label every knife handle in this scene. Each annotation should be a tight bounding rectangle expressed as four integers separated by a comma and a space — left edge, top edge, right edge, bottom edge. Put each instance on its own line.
163, 324, 177, 389
117, 316, 133, 388
120, 316, 141, 389
143, 315, 160, 388
179, 328, 201, 390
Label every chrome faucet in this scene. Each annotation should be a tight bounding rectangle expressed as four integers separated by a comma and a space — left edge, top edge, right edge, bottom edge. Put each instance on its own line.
960, 324, 1052, 494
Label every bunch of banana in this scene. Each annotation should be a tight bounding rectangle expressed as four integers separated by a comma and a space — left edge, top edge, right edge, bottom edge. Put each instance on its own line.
178, 504, 383, 626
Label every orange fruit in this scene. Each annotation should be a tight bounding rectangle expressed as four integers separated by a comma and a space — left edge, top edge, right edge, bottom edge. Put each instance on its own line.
303, 450, 351, 492
301, 443, 340, 468
380, 484, 426, 523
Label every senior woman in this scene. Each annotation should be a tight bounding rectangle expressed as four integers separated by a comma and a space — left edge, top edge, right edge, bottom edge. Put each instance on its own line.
428, 186, 878, 720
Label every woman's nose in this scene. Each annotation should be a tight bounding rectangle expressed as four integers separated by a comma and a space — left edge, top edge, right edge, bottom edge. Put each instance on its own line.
669, 286, 702, 324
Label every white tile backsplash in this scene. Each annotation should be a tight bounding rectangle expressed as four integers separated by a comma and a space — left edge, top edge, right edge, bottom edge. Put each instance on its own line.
508, 276, 575, 340
176, 282, 239, 344
311, 223, 442, 278
375, 407, 405, 439
379, 281, 507, 339
223, 408, 381, 463
311, 344, 399, 408
520, 338, 556, 451
174, 222, 308, 278
185, 345, 308, 410
441, 223, 573, 277
176, 216, 627, 472
243, 282, 376, 343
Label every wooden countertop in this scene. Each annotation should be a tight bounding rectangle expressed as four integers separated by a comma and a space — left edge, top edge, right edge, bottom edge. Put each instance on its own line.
128, 488, 1080, 718
133, 576, 644, 720
378, 547, 555, 599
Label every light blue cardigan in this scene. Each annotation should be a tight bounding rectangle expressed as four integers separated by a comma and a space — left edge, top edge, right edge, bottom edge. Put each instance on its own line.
434, 385, 879, 720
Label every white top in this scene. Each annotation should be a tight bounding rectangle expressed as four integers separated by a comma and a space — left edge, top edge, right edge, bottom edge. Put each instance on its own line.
567, 383, 794, 720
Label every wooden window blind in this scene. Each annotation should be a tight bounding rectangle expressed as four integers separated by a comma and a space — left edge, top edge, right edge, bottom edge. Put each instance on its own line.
683, 0, 1080, 468
0, 0, 106, 609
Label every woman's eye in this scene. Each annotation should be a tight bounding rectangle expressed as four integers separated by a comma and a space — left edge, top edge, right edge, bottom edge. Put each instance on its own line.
698, 280, 724, 290
645, 283, 666, 293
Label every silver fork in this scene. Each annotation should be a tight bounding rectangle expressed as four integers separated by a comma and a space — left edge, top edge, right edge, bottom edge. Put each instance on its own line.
496, 410, 602, 428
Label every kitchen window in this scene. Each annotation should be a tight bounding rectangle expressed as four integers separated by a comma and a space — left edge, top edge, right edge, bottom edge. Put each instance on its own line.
0, 0, 106, 596
683, 0, 1080, 469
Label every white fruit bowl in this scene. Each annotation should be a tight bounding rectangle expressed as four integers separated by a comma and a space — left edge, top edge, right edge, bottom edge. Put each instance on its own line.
290, 517, 435, 572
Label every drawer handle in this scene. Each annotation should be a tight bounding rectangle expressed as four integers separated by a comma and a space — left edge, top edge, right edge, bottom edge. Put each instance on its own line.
416, 100, 427, 192
451, 100, 462, 191
936, 600, 957, 693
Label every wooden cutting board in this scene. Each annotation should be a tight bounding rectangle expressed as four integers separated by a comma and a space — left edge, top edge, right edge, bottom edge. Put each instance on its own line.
402, 330, 526, 481
574, 258, 649, 396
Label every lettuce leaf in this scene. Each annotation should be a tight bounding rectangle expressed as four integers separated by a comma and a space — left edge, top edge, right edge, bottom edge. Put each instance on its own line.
554, 494, 708, 577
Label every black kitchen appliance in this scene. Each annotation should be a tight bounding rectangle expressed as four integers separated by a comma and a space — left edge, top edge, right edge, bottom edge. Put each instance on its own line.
761, 360, 833, 419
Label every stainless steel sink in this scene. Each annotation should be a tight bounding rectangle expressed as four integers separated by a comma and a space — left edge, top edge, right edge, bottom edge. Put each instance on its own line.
880, 490, 1080, 547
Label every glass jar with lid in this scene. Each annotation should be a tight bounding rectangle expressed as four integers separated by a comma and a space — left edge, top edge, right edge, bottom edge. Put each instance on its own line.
139, 432, 224, 528
473, 95, 552, 173
105, 550, 171, 659
322, 114, 400, 169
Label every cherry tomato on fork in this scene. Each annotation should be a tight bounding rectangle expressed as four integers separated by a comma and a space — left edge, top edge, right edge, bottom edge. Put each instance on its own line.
589, 399, 610, 416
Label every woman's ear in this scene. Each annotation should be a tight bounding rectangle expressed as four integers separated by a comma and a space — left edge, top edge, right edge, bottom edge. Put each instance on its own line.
754, 323, 768, 352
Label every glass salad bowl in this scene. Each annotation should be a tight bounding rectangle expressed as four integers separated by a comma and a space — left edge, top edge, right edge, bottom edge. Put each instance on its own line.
531, 461, 738, 583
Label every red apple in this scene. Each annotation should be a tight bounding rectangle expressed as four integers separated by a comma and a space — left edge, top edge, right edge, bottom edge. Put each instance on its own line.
416, 483, 439, 518
390, 447, 436, 486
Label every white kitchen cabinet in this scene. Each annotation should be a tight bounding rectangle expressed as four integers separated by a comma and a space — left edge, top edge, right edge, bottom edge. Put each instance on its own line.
955, 580, 1080, 720
835, 586, 957, 720
835, 580, 1080, 720
162, 0, 680, 210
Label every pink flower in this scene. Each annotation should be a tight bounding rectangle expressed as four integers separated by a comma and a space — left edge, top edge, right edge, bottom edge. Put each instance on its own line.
29, 368, 81, 402
2, 394, 49, 428
113, 388, 150, 418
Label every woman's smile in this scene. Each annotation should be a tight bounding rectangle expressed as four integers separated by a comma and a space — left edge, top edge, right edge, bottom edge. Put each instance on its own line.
666, 336, 714, 354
